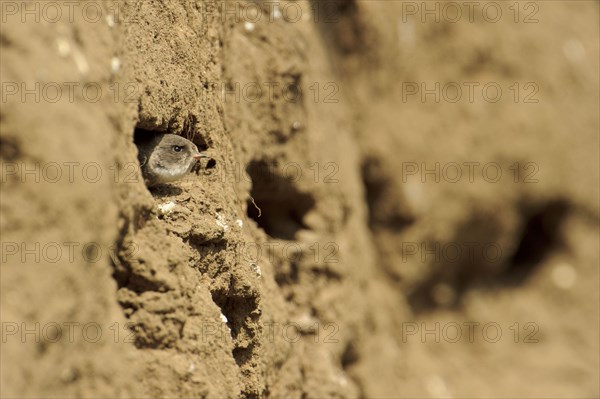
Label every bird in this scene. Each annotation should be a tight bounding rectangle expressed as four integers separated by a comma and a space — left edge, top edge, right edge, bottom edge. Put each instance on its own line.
136, 133, 208, 187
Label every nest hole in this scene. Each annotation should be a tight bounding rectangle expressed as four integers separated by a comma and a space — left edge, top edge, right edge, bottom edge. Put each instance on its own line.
246, 160, 315, 240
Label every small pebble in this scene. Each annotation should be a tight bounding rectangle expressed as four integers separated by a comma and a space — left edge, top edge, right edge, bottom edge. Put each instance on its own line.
251, 263, 262, 277
244, 21, 255, 33
60, 367, 79, 383
158, 201, 176, 215
337, 373, 348, 387
292, 313, 318, 333
72, 49, 89, 75
111, 57, 121, 73
215, 212, 229, 231
551, 263, 577, 290
106, 14, 115, 28
56, 39, 71, 57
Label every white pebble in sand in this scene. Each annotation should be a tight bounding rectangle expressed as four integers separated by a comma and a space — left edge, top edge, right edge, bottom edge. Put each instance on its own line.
220, 313, 228, 323
158, 201, 176, 215
215, 212, 229, 231
111, 57, 121, 73
56, 39, 71, 57
551, 263, 577, 290
244, 21, 255, 33
72, 49, 89, 75
106, 14, 116, 28
251, 263, 262, 277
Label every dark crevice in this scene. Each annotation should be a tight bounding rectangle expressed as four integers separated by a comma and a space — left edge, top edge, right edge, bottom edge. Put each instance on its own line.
211, 288, 260, 376
361, 157, 415, 231
340, 341, 366, 397
408, 199, 571, 314
309, 266, 343, 281
341, 342, 359, 369
0, 32, 13, 47
246, 160, 316, 240
274, 258, 300, 287
133, 127, 163, 142
0, 135, 20, 161
503, 199, 570, 283
211, 290, 258, 339
309, 0, 369, 56
232, 344, 255, 368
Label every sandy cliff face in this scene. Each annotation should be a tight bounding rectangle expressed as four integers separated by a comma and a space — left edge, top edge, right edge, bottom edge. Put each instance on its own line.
1, 1, 598, 398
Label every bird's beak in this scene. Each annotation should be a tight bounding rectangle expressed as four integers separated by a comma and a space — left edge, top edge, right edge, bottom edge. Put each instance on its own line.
193, 152, 209, 160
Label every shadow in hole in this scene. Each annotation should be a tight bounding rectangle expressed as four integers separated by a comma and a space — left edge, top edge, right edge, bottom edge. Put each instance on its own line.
308, 0, 367, 55
407, 199, 571, 313
150, 184, 183, 197
500, 199, 570, 285
361, 157, 415, 231
246, 160, 315, 240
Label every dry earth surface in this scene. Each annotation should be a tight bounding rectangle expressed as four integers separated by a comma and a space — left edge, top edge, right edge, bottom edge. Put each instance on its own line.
1, 0, 599, 398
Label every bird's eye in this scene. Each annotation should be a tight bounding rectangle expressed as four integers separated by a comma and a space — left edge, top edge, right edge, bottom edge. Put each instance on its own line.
172, 145, 182, 153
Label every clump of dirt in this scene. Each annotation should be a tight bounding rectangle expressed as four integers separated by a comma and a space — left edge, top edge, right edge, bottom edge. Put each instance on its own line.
1, 1, 598, 398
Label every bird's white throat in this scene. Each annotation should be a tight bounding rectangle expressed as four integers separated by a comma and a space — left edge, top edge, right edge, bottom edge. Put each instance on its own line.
154, 161, 194, 182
